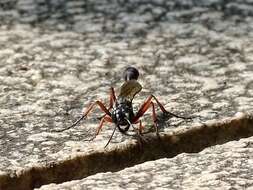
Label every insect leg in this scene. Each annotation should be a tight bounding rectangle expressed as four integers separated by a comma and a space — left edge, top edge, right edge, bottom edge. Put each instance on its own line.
133, 100, 159, 135
54, 115, 85, 132
55, 101, 111, 132
96, 87, 116, 120
86, 115, 113, 141
151, 95, 193, 120
134, 95, 193, 120
138, 120, 144, 135
109, 87, 116, 109
133, 95, 153, 121
84, 101, 111, 117
150, 101, 159, 135
133, 120, 147, 135
125, 119, 147, 145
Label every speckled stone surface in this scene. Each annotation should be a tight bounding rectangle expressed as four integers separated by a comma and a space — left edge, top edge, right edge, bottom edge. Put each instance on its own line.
37, 136, 253, 190
1, 0, 253, 189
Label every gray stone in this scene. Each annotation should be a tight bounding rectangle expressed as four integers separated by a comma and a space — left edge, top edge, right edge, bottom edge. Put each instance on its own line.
37, 136, 253, 190
0, 0, 253, 190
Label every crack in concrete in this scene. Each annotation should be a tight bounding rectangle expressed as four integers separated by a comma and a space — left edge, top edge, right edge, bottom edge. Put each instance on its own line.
0, 112, 252, 190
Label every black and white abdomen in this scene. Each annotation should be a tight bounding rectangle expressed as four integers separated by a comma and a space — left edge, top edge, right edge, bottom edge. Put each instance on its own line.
111, 101, 134, 126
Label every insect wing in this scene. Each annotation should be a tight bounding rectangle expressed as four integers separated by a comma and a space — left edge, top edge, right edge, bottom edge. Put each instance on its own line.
119, 80, 142, 101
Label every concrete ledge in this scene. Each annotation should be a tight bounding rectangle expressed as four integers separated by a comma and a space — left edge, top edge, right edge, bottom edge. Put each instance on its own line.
0, 112, 252, 190
37, 133, 253, 190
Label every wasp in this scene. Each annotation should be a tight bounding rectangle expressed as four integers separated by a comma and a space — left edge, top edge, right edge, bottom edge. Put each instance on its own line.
57, 66, 192, 147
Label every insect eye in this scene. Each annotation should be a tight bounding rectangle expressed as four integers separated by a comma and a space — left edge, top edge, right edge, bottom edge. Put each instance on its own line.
123, 66, 139, 81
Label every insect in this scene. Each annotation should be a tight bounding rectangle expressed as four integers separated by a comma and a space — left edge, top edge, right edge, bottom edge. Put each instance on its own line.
57, 66, 192, 147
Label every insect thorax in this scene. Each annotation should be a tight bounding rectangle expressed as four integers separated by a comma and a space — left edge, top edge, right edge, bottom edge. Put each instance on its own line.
111, 98, 134, 126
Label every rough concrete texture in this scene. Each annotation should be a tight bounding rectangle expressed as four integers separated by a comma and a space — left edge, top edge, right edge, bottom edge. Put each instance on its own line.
37, 136, 253, 190
0, 0, 253, 189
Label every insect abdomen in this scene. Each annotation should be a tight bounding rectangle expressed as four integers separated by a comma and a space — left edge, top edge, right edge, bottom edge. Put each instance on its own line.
111, 101, 134, 126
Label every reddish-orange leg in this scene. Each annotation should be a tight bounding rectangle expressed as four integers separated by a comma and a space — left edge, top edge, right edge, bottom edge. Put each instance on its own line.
133, 99, 159, 136
55, 101, 111, 132
132, 95, 192, 135
94, 87, 116, 137
109, 87, 116, 109
56, 88, 116, 132
96, 87, 116, 120
138, 120, 144, 134
87, 115, 113, 143
84, 87, 117, 147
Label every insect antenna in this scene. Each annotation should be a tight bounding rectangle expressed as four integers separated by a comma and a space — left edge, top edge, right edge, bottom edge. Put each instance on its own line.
104, 124, 117, 148
53, 115, 85, 132
124, 118, 144, 136
125, 118, 137, 132
125, 117, 148, 144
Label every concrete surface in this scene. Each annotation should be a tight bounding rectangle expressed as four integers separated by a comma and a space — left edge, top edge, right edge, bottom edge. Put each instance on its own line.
37, 135, 253, 190
0, 0, 253, 189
